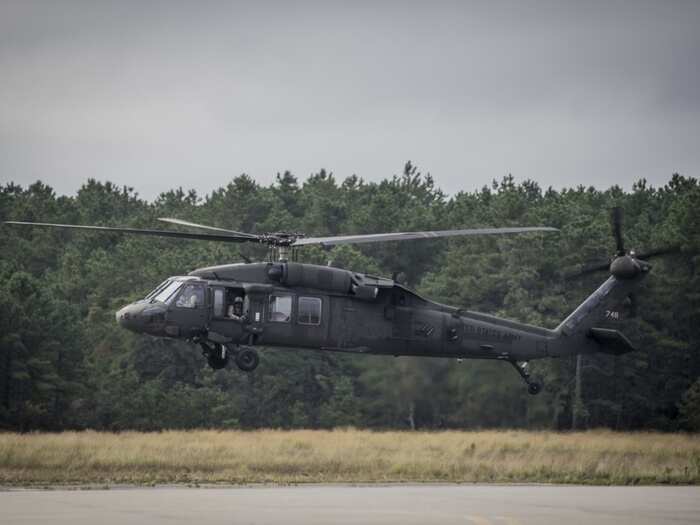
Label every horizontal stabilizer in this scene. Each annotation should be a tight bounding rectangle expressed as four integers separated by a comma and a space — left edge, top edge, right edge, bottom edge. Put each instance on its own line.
588, 328, 636, 355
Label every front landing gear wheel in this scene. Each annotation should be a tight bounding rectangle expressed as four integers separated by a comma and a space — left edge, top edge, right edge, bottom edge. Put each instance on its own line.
235, 348, 259, 372
527, 381, 542, 396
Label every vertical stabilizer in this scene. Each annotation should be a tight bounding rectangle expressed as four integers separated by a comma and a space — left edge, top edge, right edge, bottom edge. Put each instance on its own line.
551, 271, 647, 356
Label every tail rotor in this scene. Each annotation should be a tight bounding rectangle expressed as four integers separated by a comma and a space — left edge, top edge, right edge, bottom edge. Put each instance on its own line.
564, 207, 680, 281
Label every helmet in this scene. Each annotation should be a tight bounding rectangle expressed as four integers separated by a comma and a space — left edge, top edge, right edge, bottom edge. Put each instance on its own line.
234, 296, 243, 304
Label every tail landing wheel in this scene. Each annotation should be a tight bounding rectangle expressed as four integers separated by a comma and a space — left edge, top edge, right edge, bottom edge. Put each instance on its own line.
527, 381, 542, 395
509, 360, 543, 395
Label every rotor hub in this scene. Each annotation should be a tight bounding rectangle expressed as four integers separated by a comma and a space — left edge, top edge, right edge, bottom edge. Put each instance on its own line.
259, 232, 305, 247
610, 255, 650, 279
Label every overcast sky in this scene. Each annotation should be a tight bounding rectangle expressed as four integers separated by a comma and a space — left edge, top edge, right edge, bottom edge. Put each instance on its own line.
1, 1, 699, 200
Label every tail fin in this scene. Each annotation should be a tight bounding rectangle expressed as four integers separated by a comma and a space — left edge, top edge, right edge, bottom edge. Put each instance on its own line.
552, 274, 645, 356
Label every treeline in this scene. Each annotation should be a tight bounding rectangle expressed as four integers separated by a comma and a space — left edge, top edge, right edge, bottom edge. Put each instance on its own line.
1, 163, 699, 432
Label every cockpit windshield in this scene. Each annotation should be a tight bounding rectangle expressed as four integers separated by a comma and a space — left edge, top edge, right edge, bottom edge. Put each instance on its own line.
145, 279, 171, 300
150, 280, 183, 304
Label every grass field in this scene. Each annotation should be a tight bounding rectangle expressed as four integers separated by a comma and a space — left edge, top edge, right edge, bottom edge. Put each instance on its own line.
1, 429, 699, 486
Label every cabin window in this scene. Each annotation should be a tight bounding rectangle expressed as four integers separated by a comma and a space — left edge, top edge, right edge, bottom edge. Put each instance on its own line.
298, 296, 321, 325
213, 289, 225, 317
268, 294, 292, 323
175, 284, 204, 308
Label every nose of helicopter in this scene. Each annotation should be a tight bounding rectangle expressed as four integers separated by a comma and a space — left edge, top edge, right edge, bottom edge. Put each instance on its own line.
116, 302, 167, 334
116, 303, 145, 332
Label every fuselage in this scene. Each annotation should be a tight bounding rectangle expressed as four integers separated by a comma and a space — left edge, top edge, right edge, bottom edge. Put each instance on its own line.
116, 262, 567, 362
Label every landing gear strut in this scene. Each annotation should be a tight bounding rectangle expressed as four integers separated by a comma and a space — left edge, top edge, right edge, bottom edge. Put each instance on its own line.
509, 360, 543, 395
199, 342, 260, 372
200, 342, 229, 370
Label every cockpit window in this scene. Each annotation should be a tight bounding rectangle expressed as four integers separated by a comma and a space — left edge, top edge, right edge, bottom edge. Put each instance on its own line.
145, 279, 171, 300
175, 284, 204, 309
151, 280, 183, 304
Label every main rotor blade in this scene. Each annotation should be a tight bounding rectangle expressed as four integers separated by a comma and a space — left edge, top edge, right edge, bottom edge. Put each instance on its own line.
611, 207, 625, 256
158, 218, 259, 239
3, 221, 257, 243
292, 226, 559, 247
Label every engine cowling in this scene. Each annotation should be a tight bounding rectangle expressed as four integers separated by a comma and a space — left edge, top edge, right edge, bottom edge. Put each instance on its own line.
267, 262, 353, 293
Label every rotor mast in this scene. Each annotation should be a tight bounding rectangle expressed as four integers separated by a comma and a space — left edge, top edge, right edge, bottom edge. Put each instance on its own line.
278, 245, 290, 261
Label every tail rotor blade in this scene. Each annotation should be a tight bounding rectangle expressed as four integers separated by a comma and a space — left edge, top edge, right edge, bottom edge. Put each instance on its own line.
635, 245, 681, 260
611, 207, 625, 256
628, 293, 638, 317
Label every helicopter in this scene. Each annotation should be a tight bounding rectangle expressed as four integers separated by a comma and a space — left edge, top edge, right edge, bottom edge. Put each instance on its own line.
4, 208, 677, 394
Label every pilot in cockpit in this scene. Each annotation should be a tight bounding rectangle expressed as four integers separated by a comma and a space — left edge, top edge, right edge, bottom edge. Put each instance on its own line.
227, 296, 247, 322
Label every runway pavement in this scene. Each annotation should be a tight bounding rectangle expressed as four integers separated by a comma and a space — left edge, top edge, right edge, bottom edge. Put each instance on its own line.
1, 485, 699, 525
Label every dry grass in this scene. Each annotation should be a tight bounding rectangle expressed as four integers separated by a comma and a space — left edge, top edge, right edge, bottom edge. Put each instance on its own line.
1, 429, 699, 486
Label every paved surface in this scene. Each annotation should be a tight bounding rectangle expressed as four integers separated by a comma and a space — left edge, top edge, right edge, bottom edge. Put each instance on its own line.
1, 485, 699, 525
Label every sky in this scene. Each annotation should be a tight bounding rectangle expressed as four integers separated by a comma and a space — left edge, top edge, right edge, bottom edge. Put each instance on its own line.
1, 1, 699, 200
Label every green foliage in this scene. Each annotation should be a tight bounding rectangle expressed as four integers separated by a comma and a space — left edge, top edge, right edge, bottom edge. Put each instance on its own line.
679, 379, 700, 431
0, 168, 698, 431
0, 270, 82, 430
319, 376, 360, 428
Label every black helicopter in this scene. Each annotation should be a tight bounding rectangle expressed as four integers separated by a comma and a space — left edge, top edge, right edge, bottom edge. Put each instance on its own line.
4, 209, 676, 394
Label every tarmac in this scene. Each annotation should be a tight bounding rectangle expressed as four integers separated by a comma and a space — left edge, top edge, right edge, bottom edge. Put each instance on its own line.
2, 484, 699, 524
